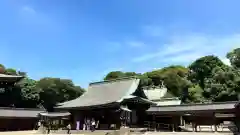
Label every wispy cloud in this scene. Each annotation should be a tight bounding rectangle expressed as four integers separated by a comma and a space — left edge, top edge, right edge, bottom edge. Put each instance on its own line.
18, 5, 55, 27
21, 6, 36, 14
132, 33, 240, 65
104, 40, 145, 53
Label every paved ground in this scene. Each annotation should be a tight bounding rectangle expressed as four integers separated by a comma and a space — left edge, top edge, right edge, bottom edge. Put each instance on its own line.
0, 131, 235, 135
0, 131, 37, 135
144, 132, 234, 135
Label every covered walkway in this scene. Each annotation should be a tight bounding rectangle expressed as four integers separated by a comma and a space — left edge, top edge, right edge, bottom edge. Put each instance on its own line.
146, 101, 239, 132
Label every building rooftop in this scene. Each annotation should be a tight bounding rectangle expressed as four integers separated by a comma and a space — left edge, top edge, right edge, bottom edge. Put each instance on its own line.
147, 101, 238, 114
56, 77, 149, 109
0, 74, 24, 82
143, 86, 181, 106
0, 107, 44, 118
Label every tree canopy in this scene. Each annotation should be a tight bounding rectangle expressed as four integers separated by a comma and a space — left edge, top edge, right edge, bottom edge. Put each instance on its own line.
104, 48, 240, 103
0, 66, 85, 111
0, 48, 240, 110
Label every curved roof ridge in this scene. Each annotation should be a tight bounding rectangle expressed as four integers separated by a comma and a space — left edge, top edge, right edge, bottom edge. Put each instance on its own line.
89, 76, 138, 86
56, 78, 141, 109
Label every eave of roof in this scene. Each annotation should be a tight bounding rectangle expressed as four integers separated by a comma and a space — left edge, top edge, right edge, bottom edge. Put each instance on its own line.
39, 112, 70, 117
0, 74, 24, 82
155, 99, 181, 106
0, 107, 44, 118
147, 101, 239, 113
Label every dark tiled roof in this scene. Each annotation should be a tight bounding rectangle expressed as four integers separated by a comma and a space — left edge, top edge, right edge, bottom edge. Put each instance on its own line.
0, 74, 24, 82
56, 78, 140, 109
0, 107, 44, 118
148, 101, 238, 113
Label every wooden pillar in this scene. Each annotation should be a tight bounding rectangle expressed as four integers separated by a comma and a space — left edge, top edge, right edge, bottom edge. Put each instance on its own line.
183, 117, 186, 126
172, 116, 179, 132
152, 114, 156, 131
234, 106, 240, 133
213, 114, 217, 132
191, 122, 195, 132
172, 123, 175, 132
180, 116, 185, 126
191, 117, 197, 132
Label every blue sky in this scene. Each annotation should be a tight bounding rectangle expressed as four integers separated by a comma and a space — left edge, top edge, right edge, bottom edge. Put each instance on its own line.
1, 0, 240, 88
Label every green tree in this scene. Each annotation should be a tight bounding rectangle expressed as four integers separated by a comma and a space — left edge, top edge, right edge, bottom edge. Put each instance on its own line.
16, 78, 40, 108
145, 66, 190, 98
144, 70, 163, 86
104, 71, 125, 80
0, 64, 5, 74
37, 78, 85, 111
204, 65, 240, 101
185, 85, 205, 103
104, 71, 140, 80
227, 48, 240, 68
138, 74, 153, 88
188, 55, 225, 89
5, 68, 17, 75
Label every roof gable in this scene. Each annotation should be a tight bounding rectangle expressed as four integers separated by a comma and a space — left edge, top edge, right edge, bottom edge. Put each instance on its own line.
56, 78, 140, 109
143, 86, 181, 106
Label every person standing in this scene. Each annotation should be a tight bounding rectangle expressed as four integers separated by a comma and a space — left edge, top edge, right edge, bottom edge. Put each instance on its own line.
67, 123, 71, 134
76, 121, 80, 130
47, 122, 51, 134
91, 118, 96, 132
37, 121, 41, 130
87, 118, 90, 130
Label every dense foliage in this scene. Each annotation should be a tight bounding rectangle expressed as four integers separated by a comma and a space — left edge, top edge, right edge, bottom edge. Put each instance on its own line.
104, 48, 240, 103
0, 65, 85, 111
0, 48, 240, 110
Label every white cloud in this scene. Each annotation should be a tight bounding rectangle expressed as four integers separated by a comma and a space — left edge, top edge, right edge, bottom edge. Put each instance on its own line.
21, 6, 36, 14
132, 34, 240, 65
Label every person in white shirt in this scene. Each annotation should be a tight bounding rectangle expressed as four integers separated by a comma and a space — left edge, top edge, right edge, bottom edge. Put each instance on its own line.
91, 118, 96, 132
67, 123, 71, 134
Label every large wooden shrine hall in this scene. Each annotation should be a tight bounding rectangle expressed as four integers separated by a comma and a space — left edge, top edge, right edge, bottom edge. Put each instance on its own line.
56, 77, 240, 132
